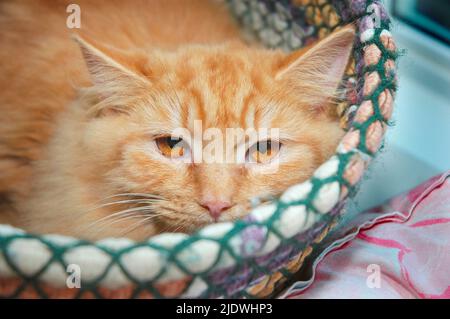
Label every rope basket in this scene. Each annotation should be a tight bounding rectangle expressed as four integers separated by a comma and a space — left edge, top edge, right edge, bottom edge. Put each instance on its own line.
0, 0, 398, 299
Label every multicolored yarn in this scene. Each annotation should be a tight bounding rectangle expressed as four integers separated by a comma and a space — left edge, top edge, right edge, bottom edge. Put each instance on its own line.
0, 0, 398, 299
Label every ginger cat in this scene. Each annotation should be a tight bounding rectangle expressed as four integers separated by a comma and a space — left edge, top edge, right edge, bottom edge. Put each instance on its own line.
0, 0, 354, 240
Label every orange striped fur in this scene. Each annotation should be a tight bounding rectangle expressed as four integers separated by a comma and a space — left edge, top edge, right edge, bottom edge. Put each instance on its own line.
0, 0, 354, 240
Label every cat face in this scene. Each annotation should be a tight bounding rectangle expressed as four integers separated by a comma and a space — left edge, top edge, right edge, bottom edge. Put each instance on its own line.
72, 27, 354, 236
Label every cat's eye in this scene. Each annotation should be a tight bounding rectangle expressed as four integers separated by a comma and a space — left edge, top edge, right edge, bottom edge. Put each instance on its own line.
155, 136, 190, 159
246, 140, 281, 164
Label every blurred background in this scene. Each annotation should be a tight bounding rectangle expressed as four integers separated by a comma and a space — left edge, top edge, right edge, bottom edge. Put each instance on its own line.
351, 0, 450, 212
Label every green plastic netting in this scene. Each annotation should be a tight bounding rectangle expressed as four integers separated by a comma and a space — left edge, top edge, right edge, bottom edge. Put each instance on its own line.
0, 0, 398, 298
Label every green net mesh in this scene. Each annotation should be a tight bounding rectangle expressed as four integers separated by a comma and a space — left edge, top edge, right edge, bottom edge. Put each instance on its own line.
0, 0, 398, 298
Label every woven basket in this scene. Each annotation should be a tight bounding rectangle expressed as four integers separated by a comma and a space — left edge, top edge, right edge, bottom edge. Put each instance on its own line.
0, 0, 398, 299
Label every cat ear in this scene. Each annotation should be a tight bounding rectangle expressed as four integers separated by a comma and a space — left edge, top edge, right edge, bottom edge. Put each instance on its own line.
73, 35, 149, 92
275, 26, 355, 111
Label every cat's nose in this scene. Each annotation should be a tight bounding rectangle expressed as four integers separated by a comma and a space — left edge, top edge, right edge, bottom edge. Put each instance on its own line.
200, 200, 232, 221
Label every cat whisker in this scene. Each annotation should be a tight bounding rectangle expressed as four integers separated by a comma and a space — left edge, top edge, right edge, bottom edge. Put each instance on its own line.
108, 210, 175, 227
88, 205, 177, 232
82, 198, 162, 215
88, 210, 156, 234
100, 193, 165, 201
163, 215, 193, 234
119, 214, 164, 237
87, 205, 154, 229
86, 193, 163, 209
171, 222, 186, 233
118, 209, 181, 237
80, 193, 167, 220
119, 221, 149, 237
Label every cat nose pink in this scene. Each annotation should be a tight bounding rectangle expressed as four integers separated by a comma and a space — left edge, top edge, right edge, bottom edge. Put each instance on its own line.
200, 200, 232, 221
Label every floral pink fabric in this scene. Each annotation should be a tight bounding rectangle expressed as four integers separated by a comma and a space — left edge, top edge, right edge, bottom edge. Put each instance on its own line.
283, 172, 450, 299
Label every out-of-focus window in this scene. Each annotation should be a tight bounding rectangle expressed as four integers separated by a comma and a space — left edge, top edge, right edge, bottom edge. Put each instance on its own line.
393, 0, 450, 45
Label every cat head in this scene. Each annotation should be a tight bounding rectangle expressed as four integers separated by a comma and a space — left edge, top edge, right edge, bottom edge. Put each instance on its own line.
71, 26, 354, 237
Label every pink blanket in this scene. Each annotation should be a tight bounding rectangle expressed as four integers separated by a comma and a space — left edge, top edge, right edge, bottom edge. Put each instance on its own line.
283, 172, 450, 299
